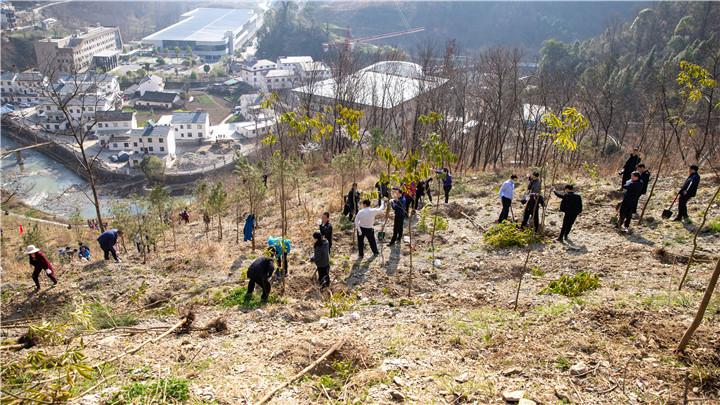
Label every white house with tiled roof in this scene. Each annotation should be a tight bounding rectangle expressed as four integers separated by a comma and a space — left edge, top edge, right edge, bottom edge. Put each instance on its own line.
171, 111, 209, 143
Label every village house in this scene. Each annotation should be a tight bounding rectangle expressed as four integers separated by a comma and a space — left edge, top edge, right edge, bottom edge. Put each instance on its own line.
94, 110, 137, 145
239, 59, 277, 88
297, 61, 332, 81
265, 69, 295, 91
38, 95, 114, 132
0, 71, 48, 104
171, 111, 209, 143
277, 56, 313, 74
134, 91, 180, 109
136, 75, 165, 96
54, 72, 121, 101
106, 123, 177, 168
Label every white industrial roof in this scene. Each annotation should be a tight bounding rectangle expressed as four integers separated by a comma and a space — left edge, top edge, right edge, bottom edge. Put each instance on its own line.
293, 61, 447, 110
278, 56, 313, 65
265, 69, 293, 78
143, 8, 252, 43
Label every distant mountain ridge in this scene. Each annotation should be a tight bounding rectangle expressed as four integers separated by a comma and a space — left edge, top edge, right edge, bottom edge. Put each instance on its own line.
305, 1, 646, 55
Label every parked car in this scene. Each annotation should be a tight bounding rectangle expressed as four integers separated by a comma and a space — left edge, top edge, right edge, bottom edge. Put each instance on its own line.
110, 151, 131, 162
18, 103, 30, 108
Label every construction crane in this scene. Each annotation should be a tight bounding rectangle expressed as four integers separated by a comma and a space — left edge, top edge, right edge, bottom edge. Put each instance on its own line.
322, 26, 425, 52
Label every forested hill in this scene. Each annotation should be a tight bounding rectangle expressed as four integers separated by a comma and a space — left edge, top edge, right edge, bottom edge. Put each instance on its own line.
42, 1, 199, 42
534, 2, 719, 158
304, 1, 645, 54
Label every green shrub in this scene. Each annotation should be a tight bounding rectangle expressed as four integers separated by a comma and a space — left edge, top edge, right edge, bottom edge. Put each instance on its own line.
338, 215, 354, 231
109, 377, 189, 404
706, 218, 720, 234
325, 291, 356, 318
483, 221, 538, 248
417, 206, 449, 233
314, 360, 357, 392
555, 356, 571, 371
89, 303, 139, 330
540, 272, 600, 297
529, 266, 545, 277
222, 286, 281, 309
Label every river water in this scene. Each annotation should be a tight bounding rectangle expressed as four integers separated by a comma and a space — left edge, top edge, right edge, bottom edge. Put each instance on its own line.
1, 133, 111, 218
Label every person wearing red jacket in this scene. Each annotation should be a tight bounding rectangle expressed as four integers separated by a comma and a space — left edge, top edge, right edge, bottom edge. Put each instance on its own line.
25, 245, 57, 291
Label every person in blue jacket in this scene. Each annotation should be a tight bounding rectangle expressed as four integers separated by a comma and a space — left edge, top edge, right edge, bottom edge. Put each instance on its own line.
78, 242, 91, 261
243, 214, 255, 242
268, 236, 291, 280
97, 229, 123, 262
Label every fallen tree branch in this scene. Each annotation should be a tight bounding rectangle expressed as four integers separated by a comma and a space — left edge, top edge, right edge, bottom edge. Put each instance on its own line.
461, 211, 486, 231
257, 337, 347, 405
93, 316, 188, 369
0, 389, 54, 404
0, 343, 26, 351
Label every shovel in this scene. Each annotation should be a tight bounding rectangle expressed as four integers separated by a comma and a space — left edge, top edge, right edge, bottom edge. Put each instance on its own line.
662, 194, 679, 219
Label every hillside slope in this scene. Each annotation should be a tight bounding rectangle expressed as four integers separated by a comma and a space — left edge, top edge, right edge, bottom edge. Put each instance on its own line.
1, 169, 719, 403
306, 1, 644, 54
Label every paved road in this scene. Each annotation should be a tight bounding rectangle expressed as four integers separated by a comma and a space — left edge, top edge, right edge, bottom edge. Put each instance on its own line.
5, 211, 71, 228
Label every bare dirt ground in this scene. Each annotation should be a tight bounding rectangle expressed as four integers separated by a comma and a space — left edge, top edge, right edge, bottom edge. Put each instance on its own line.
1, 168, 719, 404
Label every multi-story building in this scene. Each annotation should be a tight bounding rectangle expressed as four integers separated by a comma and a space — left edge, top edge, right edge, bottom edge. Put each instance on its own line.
171, 111, 209, 143
239, 57, 331, 92
277, 56, 313, 74
265, 69, 295, 91
34, 26, 123, 76
298, 61, 332, 81
55, 73, 121, 100
0, 3, 17, 30
106, 124, 177, 168
239, 59, 276, 88
0, 71, 48, 104
95, 110, 137, 145
38, 95, 114, 132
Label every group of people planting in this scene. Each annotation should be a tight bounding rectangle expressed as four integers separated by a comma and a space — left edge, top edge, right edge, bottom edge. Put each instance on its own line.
494, 148, 702, 244
24, 157, 702, 302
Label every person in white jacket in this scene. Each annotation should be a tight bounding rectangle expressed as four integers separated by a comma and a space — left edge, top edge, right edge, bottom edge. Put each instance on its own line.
354, 198, 385, 258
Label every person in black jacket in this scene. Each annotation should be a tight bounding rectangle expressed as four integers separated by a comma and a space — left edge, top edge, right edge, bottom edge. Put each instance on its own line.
521, 172, 543, 232
414, 180, 426, 210
617, 171, 643, 231
375, 181, 389, 206
344, 183, 360, 221
319, 212, 333, 253
637, 163, 651, 195
244, 249, 276, 303
553, 185, 583, 242
310, 231, 331, 288
675, 164, 701, 221
388, 190, 407, 246
425, 178, 433, 203
619, 147, 641, 190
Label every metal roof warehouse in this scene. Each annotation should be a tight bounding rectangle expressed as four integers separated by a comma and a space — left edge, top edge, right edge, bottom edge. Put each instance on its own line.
142, 8, 259, 61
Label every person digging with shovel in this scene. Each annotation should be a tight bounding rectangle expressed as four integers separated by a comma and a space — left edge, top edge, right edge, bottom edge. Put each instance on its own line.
244, 247, 276, 303
25, 245, 58, 292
